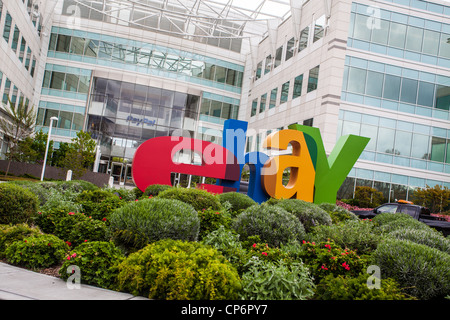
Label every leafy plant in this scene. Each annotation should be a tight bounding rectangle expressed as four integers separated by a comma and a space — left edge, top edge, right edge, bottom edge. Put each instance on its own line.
372, 238, 450, 300
0, 183, 39, 225
76, 189, 125, 221
54, 212, 108, 247
372, 212, 435, 234
314, 273, 415, 300
318, 202, 359, 224
115, 239, 242, 300
109, 198, 200, 252
197, 208, 232, 240
0, 224, 42, 258
232, 204, 306, 247
59, 241, 125, 290
299, 240, 368, 282
386, 228, 450, 254
157, 187, 222, 211
413, 184, 450, 213
5, 234, 69, 269
354, 186, 385, 208
239, 257, 315, 300
143, 184, 173, 197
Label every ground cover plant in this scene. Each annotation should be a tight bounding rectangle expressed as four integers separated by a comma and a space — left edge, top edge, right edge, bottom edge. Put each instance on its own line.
0, 181, 449, 300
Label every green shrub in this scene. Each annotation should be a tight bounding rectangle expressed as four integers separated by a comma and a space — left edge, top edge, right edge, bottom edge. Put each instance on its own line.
59, 241, 125, 290
232, 204, 305, 247
5, 234, 69, 269
372, 238, 450, 299
386, 228, 450, 254
216, 192, 257, 216
273, 199, 332, 232
54, 212, 108, 247
239, 257, 315, 300
0, 224, 41, 258
314, 273, 415, 300
34, 189, 82, 234
300, 240, 368, 282
354, 186, 385, 208
0, 183, 39, 225
109, 198, 200, 252
201, 226, 249, 274
373, 212, 435, 234
198, 208, 232, 240
143, 184, 173, 197
318, 203, 359, 224
116, 239, 242, 300
157, 187, 222, 211
307, 219, 381, 254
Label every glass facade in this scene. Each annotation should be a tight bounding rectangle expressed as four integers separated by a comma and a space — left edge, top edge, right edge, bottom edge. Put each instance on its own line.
348, 3, 450, 68
48, 27, 244, 94
342, 56, 450, 120
338, 110, 450, 174
87, 77, 200, 168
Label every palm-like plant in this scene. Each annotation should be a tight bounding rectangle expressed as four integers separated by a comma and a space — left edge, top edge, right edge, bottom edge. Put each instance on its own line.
0, 98, 36, 176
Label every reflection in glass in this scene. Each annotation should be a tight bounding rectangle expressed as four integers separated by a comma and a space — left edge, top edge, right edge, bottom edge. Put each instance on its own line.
383, 75, 401, 100
307, 66, 320, 93
388, 22, 407, 48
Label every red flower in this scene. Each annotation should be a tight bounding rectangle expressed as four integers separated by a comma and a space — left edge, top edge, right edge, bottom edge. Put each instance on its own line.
84, 240, 88, 242
341, 262, 350, 271
261, 252, 267, 256
102, 217, 107, 221
68, 212, 75, 215
66, 241, 72, 246
252, 243, 257, 248
215, 212, 220, 214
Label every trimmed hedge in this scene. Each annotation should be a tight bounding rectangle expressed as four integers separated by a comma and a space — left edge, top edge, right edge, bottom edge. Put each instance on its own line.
109, 198, 200, 251
273, 199, 332, 232
216, 192, 257, 215
372, 238, 450, 299
232, 204, 305, 247
157, 187, 222, 211
0, 183, 39, 225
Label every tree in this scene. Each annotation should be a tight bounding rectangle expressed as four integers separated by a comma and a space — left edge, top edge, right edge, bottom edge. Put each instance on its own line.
14, 130, 53, 164
61, 131, 96, 179
413, 185, 450, 213
0, 98, 36, 176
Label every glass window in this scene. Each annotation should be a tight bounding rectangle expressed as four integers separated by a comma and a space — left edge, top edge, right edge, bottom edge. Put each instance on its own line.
353, 14, 371, 41
65, 74, 79, 92
48, 33, 57, 51
422, 30, 440, 56
11, 26, 20, 52
264, 55, 272, 74
78, 76, 90, 94
36, 108, 45, 126
307, 66, 320, 93
210, 100, 222, 118
348, 67, 366, 94
405, 26, 423, 52
394, 131, 412, 157
286, 37, 295, 61
200, 98, 210, 115
72, 113, 84, 131
417, 81, 435, 107
260, 93, 267, 113
430, 137, 446, 162
280, 81, 289, 104
388, 22, 407, 48
377, 127, 395, 154
371, 19, 389, 45
43, 109, 59, 127
293, 74, 303, 99
58, 111, 73, 129
226, 69, 236, 86
251, 98, 258, 117
360, 124, 378, 151
269, 88, 277, 109
365, 71, 384, 97
314, 15, 326, 42
299, 27, 309, 52
214, 66, 227, 83
435, 85, 450, 111
411, 133, 430, 159
70, 37, 86, 55
256, 61, 262, 80
3, 13, 12, 43
221, 103, 231, 119
342, 121, 360, 136
377, 204, 399, 213
383, 75, 401, 100
56, 34, 71, 52
274, 46, 283, 68
400, 78, 418, 104
439, 33, 450, 59
50, 72, 66, 90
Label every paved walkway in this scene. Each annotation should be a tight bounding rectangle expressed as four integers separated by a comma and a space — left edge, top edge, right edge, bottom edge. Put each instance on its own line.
0, 262, 148, 300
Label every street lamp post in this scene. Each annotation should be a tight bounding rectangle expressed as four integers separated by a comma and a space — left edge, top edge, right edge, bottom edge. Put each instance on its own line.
40, 116, 58, 181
